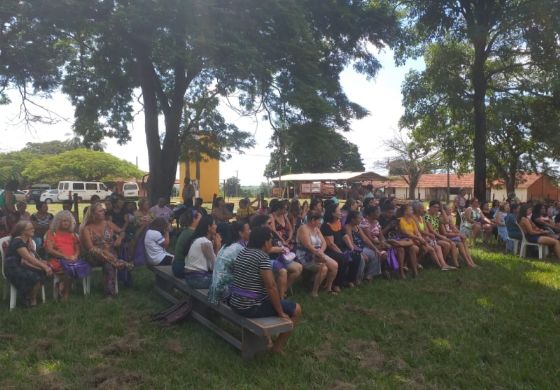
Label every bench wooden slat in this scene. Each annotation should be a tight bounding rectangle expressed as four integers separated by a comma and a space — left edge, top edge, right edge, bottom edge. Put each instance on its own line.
152, 265, 296, 358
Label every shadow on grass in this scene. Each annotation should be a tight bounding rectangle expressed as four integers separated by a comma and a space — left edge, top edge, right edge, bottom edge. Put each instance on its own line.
1, 249, 560, 389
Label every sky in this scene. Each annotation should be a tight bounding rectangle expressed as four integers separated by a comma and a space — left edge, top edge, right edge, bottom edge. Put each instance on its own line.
0, 50, 423, 186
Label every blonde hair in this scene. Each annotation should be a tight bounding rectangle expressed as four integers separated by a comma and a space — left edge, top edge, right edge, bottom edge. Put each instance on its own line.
83, 202, 104, 226
51, 210, 77, 232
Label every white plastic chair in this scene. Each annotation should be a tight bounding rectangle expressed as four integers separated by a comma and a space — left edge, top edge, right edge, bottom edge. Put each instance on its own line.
516, 222, 549, 259
1, 236, 46, 311
53, 271, 90, 300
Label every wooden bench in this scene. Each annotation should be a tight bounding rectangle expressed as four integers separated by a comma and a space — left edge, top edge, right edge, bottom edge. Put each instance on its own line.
151, 266, 293, 359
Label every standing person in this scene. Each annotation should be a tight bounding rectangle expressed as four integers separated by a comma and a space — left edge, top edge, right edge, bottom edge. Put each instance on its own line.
296, 211, 338, 297
230, 226, 302, 354
208, 221, 250, 305
45, 211, 91, 300
144, 217, 174, 266
4, 221, 52, 307
31, 201, 54, 249
150, 197, 173, 223
184, 216, 221, 289
173, 209, 202, 277
81, 202, 132, 297
0, 180, 17, 231
194, 197, 208, 216
15, 201, 31, 222
211, 197, 233, 224
183, 178, 195, 207
364, 184, 375, 199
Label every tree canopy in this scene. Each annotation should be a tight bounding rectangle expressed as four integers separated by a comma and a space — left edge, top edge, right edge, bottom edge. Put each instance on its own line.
0, 1, 400, 203
394, 0, 560, 201
264, 123, 365, 178
22, 148, 144, 184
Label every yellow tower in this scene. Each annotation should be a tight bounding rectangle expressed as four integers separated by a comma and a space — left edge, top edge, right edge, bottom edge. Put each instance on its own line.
179, 157, 220, 203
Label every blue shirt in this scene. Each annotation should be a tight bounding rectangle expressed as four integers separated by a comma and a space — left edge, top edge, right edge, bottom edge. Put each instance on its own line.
505, 213, 522, 239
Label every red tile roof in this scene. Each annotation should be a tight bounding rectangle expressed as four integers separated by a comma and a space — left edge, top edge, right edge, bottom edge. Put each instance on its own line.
371, 173, 549, 190
492, 173, 542, 189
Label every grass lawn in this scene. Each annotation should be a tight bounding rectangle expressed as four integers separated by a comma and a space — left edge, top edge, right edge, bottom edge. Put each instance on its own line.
1, 246, 560, 389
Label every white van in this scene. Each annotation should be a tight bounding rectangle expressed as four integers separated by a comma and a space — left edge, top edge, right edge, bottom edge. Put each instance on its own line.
57, 181, 112, 202
122, 182, 139, 199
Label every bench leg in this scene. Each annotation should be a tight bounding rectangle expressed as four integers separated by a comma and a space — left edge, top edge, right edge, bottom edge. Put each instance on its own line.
241, 328, 268, 359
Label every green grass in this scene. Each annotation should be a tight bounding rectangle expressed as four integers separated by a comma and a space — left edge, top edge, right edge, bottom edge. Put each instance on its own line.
1, 247, 560, 389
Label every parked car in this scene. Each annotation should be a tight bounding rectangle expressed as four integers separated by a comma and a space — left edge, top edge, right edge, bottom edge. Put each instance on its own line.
26, 184, 51, 203
57, 181, 112, 201
122, 182, 139, 199
0, 190, 27, 204
40, 189, 60, 204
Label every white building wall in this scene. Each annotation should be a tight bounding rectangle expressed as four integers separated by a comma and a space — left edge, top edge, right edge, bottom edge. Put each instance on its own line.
491, 189, 528, 202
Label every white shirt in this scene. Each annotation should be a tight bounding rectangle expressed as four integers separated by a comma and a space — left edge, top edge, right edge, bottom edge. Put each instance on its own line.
144, 229, 172, 265
185, 237, 216, 272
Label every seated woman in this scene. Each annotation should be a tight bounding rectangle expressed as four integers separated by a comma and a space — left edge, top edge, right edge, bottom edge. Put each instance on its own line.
505, 203, 523, 241
321, 204, 359, 288
421, 201, 459, 267
251, 214, 302, 298
31, 201, 54, 248
172, 209, 202, 278
296, 211, 338, 297
399, 204, 454, 271
439, 204, 477, 268
230, 226, 302, 353
144, 217, 173, 266
134, 199, 155, 229
208, 221, 250, 305
518, 204, 560, 259
4, 221, 52, 307
494, 202, 510, 242
340, 198, 359, 226
378, 204, 420, 277
531, 203, 560, 236
270, 199, 293, 248
184, 215, 221, 289
288, 199, 303, 235
344, 210, 381, 281
45, 211, 91, 300
481, 201, 498, 237
360, 205, 394, 277
82, 202, 133, 297
461, 199, 484, 241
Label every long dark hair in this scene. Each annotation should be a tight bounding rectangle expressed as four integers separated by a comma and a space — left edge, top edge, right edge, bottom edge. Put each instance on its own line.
323, 203, 339, 224
518, 204, 531, 222
184, 215, 214, 254
223, 221, 248, 247
345, 210, 361, 225
531, 203, 544, 221
341, 198, 356, 212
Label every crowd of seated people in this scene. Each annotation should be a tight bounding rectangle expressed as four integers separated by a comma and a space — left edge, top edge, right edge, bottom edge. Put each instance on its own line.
6, 187, 560, 353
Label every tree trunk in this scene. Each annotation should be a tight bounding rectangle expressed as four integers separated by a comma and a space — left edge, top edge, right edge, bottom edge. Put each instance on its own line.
472, 41, 488, 202
137, 61, 181, 205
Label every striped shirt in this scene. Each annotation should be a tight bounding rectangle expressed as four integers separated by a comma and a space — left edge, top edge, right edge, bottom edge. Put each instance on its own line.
230, 248, 271, 310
